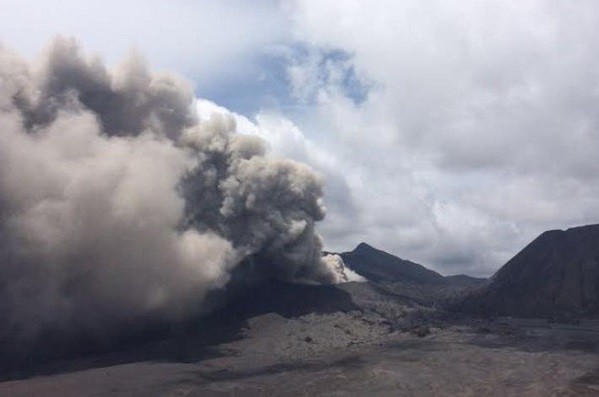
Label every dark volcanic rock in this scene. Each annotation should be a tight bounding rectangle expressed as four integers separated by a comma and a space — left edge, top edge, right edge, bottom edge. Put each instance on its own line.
461, 224, 599, 317
338, 243, 487, 308
340, 243, 446, 284
444, 274, 488, 287
0, 280, 360, 380
212, 280, 360, 320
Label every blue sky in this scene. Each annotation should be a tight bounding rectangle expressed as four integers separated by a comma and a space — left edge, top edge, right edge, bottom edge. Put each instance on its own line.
199, 50, 294, 115
4, 0, 599, 276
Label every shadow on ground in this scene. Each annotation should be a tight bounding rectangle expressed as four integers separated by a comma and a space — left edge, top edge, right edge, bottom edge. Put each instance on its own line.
0, 280, 359, 381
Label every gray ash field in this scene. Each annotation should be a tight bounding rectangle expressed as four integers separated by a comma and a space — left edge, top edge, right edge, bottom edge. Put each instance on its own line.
2, 281, 598, 396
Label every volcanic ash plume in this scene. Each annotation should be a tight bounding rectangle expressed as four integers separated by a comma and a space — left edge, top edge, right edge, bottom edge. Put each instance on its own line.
0, 38, 336, 347
323, 254, 366, 283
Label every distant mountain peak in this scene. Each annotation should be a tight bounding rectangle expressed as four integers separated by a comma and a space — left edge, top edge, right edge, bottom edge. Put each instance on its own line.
566, 223, 599, 232
461, 223, 599, 317
537, 224, 599, 238
354, 242, 376, 252
341, 243, 446, 285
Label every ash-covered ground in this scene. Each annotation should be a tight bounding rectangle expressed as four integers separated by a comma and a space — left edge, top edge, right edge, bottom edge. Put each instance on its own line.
1, 282, 598, 396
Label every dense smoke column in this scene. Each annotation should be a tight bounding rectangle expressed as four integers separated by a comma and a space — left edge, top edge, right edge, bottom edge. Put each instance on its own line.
0, 37, 336, 352
179, 115, 333, 284
15, 38, 197, 138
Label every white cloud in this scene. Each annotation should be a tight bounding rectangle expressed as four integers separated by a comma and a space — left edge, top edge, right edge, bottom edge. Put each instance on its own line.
283, 0, 599, 275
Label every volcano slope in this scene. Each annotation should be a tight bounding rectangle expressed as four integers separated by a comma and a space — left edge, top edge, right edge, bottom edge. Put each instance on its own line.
2, 276, 599, 396
340, 243, 487, 307
460, 224, 599, 318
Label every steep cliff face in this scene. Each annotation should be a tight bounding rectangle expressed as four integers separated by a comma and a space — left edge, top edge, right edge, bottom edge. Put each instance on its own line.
463, 225, 599, 317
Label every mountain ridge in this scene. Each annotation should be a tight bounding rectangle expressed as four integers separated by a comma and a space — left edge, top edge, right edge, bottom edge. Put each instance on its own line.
338, 242, 486, 286
460, 224, 599, 317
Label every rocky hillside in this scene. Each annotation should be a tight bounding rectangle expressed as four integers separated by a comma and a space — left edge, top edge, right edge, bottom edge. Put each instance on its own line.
340, 243, 486, 286
338, 243, 486, 306
340, 243, 446, 284
461, 224, 599, 317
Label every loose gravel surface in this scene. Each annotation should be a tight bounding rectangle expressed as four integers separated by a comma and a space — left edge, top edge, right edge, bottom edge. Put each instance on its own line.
1, 284, 598, 396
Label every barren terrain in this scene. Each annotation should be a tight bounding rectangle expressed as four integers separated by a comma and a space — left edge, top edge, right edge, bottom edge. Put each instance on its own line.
1, 282, 598, 396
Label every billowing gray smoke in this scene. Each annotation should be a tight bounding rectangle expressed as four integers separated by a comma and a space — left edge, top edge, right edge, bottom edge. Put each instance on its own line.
0, 37, 337, 349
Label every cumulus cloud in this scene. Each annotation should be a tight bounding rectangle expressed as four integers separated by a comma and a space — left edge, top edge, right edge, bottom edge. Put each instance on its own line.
0, 38, 336, 351
284, 0, 599, 275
